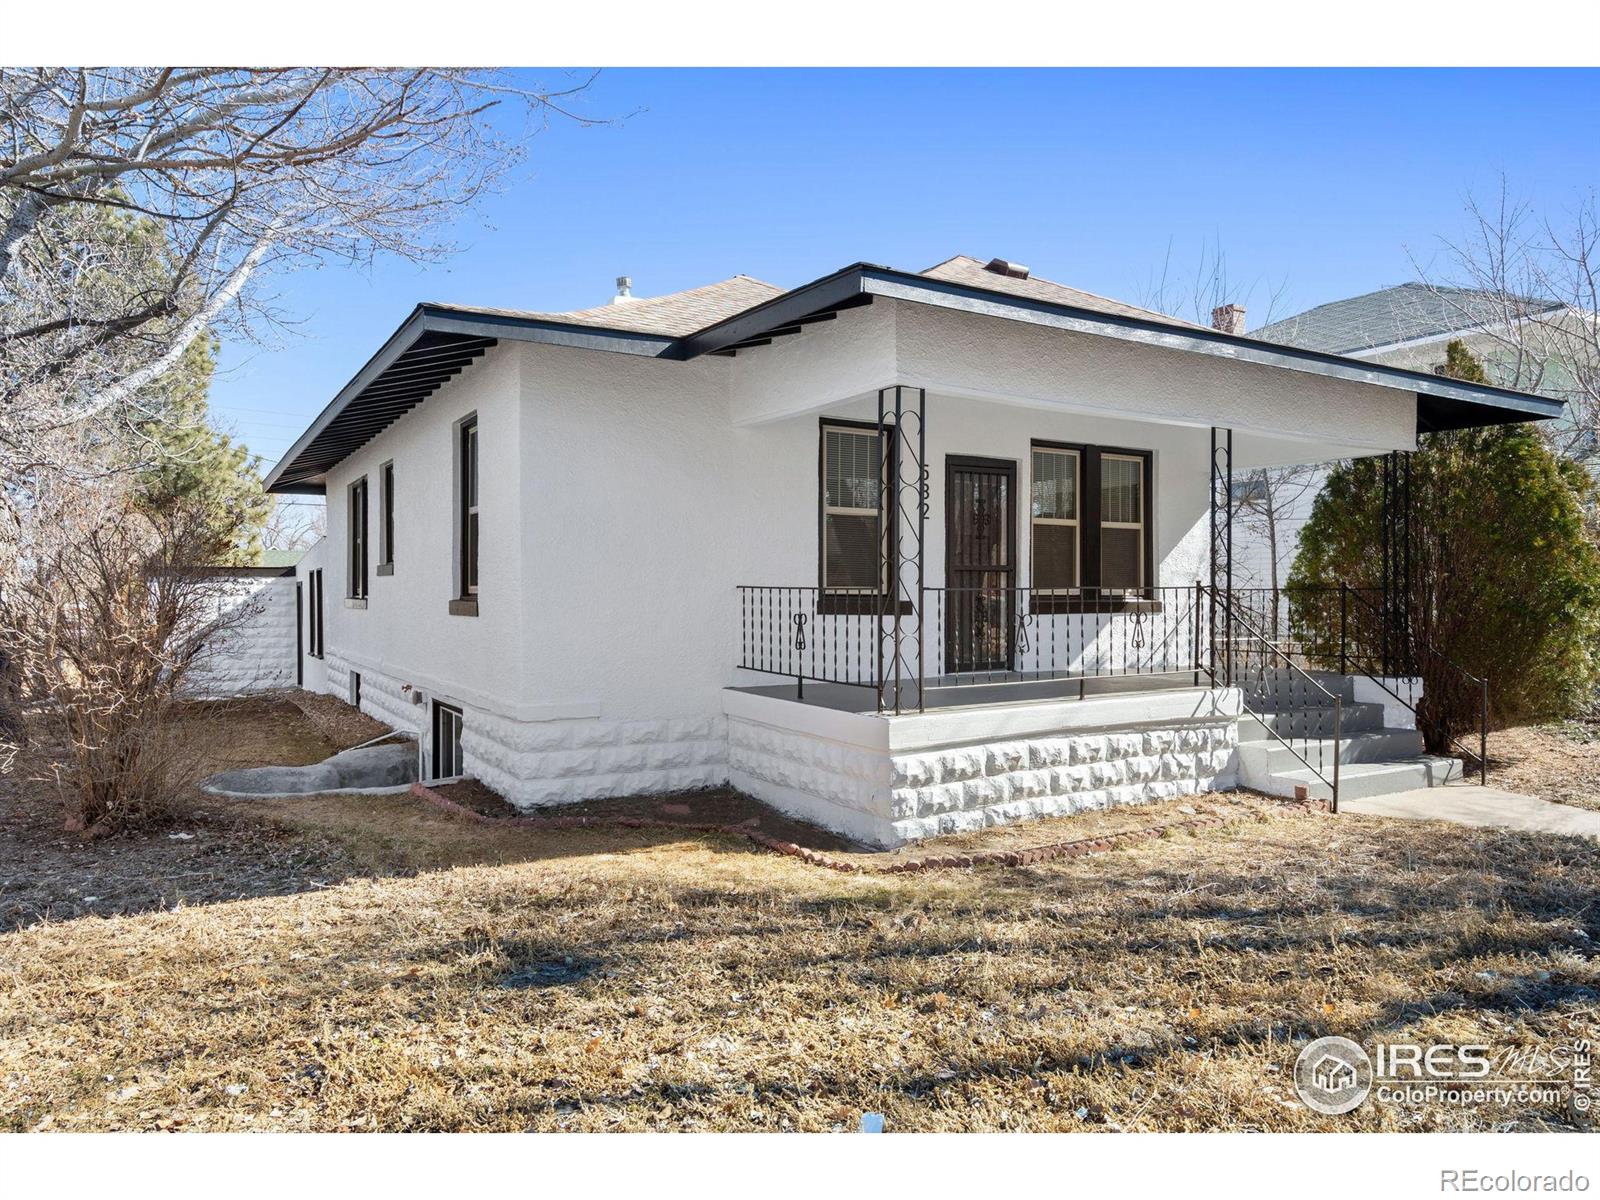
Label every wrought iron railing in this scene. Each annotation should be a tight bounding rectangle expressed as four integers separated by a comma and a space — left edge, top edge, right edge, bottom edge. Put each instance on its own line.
1338, 585, 1488, 783
736, 582, 1349, 806
1207, 586, 1344, 810
736, 584, 1210, 707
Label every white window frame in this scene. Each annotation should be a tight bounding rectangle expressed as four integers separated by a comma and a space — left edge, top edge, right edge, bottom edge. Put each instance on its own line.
820, 422, 890, 596
1030, 446, 1081, 596
432, 700, 464, 781
1099, 452, 1146, 593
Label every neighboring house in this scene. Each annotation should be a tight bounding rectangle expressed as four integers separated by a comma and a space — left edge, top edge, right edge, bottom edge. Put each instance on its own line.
266, 256, 1559, 846
1234, 283, 1571, 590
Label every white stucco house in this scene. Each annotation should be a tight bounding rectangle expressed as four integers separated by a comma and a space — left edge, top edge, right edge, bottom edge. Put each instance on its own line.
265, 255, 1561, 846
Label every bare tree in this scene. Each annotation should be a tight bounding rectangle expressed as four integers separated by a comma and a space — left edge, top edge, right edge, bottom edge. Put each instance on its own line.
1412, 181, 1600, 465
1228, 463, 1323, 595
261, 496, 325, 552
0, 479, 262, 830
1, 68, 594, 484
1137, 235, 1290, 330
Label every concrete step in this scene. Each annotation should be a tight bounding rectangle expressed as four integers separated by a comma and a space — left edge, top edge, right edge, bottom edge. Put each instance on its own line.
1239, 701, 1387, 742
1232, 670, 1357, 706
1262, 756, 1464, 802
1237, 728, 1425, 777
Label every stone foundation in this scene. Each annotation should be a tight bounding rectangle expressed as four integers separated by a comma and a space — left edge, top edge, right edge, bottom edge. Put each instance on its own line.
318, 656, 727, 809
725, 685, 1242, 847
296, 667, 1240, 846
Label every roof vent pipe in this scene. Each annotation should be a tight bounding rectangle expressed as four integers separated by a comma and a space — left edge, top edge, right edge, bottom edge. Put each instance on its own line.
611, 275, 635, 305
984, 258, 1030, 280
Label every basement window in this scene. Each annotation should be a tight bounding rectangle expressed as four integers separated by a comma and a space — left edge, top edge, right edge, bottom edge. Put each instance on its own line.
432, 701, 464, 780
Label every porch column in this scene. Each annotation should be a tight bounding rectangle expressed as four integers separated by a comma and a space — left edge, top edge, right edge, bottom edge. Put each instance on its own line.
877, 386, 928, 714
1209, 427, 1234, 686
1380, 449, 1413, 677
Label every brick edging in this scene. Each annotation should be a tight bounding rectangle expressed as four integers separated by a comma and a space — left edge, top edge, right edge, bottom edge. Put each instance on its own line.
408, 782, 1327, 875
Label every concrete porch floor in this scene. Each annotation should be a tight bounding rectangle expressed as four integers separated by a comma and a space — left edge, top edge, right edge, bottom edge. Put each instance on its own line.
1342, 785, 1600, 838
732, 670, 1200, 714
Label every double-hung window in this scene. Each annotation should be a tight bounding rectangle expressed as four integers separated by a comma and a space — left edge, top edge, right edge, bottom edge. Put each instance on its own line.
1030, 446, 1080, 594
307, 568, 324, 658
1030, 442, 1151, 605
820, 421, 890, 610
378, 461, 395, 572
1098, 453, 1147, 593
348, 477, 368, 601
459, 418, 478, 598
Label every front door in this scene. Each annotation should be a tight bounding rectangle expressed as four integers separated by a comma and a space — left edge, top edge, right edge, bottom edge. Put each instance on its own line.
945, 456, 1017, 674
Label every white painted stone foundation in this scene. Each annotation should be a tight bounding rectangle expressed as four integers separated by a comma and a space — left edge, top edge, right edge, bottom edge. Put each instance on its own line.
725, 686, 1242, 847
318, 654, 729, 808
305, 652, 1240, 847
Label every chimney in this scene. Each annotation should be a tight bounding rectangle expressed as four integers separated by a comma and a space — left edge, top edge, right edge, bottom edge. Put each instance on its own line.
984, 257, 1030, 280
610, 275, 636, 305
1211, 303, 1247, 336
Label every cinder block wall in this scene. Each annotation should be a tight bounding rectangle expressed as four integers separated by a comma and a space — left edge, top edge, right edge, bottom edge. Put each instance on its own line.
185, 574, 299, 698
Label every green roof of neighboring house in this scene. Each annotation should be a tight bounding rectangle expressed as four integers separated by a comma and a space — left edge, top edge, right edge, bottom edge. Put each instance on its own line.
257, 548, 306, 568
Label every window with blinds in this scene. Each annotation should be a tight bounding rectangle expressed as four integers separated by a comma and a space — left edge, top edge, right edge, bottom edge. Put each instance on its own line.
1030, 442, 1151, 599
1030, 447, 1079, 593
821, 424, 885, 594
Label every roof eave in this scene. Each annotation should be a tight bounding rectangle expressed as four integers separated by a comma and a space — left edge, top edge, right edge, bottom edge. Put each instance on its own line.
680, 263, 1563, 427
264, 306, 683, 493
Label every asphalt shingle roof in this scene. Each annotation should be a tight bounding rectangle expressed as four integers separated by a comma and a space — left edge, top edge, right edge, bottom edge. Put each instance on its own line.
918, 255, 1208, 330
1252, 282, 1564, 355
427, 275, 786, 339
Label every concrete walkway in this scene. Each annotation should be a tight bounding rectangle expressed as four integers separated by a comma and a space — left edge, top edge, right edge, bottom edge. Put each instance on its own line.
1342, 785, 1600, 839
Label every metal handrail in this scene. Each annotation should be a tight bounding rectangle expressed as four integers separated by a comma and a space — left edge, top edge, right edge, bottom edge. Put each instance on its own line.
1208, 585, 1343, 811
1340, 584, 1489, 784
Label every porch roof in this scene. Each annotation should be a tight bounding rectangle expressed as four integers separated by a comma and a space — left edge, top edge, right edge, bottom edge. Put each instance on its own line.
264, 258, 1565, 494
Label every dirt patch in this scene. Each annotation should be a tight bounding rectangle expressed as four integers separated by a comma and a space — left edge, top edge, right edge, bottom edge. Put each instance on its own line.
283, 689, 393, 750
0, 696, 360, 932
438, 781, 861, 852
1488, 724, 1600, 813
428, 778, 520, 819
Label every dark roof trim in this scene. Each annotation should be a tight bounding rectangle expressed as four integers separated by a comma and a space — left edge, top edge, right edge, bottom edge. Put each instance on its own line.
855, 267, 1563, 419
265, 305, 680, 492
203, 564, 296, 578
269, 263, 1566, 493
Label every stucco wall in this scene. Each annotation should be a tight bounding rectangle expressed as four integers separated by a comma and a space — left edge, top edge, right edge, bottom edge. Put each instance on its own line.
301, 298, 1422, 815
319, 341, 528, 717
185, 573, 298, 698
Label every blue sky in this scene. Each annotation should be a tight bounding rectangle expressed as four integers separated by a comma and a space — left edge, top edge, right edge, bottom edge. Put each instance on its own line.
217, 67, 1600, 476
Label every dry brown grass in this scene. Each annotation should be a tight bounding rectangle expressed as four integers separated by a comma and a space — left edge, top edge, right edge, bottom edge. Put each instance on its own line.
1489, 722, 1600, 813
1, 701, 1596, 1132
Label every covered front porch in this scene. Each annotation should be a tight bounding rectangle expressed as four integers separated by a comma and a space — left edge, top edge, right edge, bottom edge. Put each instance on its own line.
706, 274, 1527, 841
